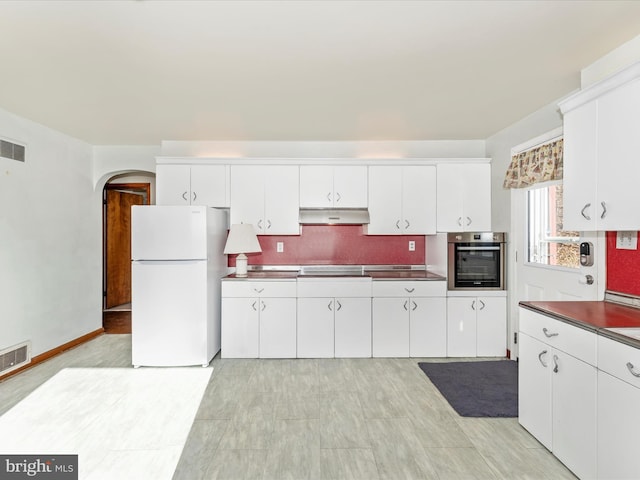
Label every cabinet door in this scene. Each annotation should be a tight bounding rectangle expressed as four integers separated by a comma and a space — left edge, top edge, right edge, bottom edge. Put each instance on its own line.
299, 166, 334, 208
156, 164, 191, 205
402, 166, 436, 234
335, 297, 371, 358
446, 297, 477, 357
333, 166, 368, 208
230, 165, 265, 231
476, 296, 506, 357
372, 298, 409, 357
367, 166, 402, 235
461, 163, 491, 232
190, 165, 229, 207
436, 164, 465, 232
264, 165, 299, 235
552, 350, 597, 480
297, 298, 334, 358
409, 297, 446, 357
563, 101, 598, 231
597, 370, 640, 480
259, 298, 297, 358
518, 333, 552, 450
596, 78, 640, 230
221, 297, 259, 358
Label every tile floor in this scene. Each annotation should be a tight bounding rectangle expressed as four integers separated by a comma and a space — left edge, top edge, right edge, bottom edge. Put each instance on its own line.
0, 335, 576, 479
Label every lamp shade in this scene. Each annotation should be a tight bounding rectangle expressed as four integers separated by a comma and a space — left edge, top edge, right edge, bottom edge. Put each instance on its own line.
223, 224, 262, 255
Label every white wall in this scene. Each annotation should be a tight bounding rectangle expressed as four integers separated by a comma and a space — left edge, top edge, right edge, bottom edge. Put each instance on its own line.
0, 107, 101, 357
93, 145, 159, 189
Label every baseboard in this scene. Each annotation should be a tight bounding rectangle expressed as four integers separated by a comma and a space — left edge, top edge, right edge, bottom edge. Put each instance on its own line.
0, 328, 104, 382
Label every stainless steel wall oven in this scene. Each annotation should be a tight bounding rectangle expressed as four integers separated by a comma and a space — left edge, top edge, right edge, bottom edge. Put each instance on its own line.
447, 232, 506, 290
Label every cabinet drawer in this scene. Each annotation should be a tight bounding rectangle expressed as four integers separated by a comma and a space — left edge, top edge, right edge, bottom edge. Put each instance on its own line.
519, 308, 596, 365
297, 279, 372, 298
222, 280, 297, 297
372, 281, 446, 297
598, 335, 640, 388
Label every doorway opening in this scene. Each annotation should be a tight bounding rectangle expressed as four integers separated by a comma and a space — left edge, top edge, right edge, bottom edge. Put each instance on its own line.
103, 179, 152, 333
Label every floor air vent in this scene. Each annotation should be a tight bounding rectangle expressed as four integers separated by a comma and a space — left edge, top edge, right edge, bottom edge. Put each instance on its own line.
0, 138, 26, 162
0, 341, 31, 376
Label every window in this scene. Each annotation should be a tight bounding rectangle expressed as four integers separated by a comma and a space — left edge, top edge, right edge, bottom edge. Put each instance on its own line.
527, 183, 580, 269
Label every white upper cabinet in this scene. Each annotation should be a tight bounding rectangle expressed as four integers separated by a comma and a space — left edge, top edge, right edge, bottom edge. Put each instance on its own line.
436, 163, 491, 232
230, 165, 299, 235
299, 165, 367, 208
562, 75, 640, 231
156, 164, 229, 207
368, 165, 436, 235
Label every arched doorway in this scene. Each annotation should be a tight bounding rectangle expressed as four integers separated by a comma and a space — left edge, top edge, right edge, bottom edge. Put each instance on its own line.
102, 173, 154, 333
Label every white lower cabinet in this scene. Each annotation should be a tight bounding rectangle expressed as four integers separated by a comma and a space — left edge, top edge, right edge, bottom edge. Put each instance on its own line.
221, 280, 297, 358
296, 298, 335, 358
518, 308, 597, 480
372, 281, 447, 358
597, 335, 640, 479
447, 296, 506, 357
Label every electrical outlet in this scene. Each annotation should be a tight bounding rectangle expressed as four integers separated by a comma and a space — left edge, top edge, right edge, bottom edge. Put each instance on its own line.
408, 240, 415, 251
276, 241, 284, 253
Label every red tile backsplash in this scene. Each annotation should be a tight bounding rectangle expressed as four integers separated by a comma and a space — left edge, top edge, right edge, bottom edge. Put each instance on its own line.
606, 231, 640, 296
228, 225, 426, 267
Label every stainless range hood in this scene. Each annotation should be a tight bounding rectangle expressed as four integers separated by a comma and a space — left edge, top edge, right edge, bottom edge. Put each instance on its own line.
298, 208, 370, 225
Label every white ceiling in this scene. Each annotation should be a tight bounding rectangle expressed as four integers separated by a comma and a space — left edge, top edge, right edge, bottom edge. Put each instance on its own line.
1, 0, 640, 145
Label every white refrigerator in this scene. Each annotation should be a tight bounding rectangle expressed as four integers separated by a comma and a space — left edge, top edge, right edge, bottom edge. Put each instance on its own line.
131, 205, 228, 367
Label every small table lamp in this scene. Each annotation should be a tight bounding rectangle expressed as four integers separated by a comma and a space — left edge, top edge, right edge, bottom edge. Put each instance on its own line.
224, 224, 262, 277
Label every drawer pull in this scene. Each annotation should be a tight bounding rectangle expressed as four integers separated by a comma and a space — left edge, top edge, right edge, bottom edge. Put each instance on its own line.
254, 288, 264, 293
405, 287, 415, 293
552, 354, 559, 373
543, 328, 559, 338
538, 350, 548, 367
626, 362, 640, 378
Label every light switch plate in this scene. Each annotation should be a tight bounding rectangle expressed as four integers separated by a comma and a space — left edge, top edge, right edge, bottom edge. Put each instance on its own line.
616, 231, 638, 250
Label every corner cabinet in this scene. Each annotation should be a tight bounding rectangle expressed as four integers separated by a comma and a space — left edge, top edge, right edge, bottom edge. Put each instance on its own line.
367, 166, 437, 235
436, 163, 491, 232
230, 165, 299, 235
156, 164, 230, 207
299, 165, 368, 208
518, 307, 597, 480
560, 63, 640, 231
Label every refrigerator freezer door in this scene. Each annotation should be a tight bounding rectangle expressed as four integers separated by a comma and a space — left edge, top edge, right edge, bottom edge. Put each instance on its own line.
132, 260, 210, 366
131, 205, 208, 260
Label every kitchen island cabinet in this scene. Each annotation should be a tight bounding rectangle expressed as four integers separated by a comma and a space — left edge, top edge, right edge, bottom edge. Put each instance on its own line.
367, 165, 436, 235
299, 165, 367, 208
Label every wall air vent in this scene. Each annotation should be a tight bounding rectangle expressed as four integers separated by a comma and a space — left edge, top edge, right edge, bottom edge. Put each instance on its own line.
0, 341, 31, 376
0, 138, 26, 162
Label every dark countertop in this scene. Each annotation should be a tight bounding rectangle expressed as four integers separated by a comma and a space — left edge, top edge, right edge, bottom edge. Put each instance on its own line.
224, 271, 299, 280
520, 300, 640, 349
367, 270, 445, 281
223, 265, 446, 281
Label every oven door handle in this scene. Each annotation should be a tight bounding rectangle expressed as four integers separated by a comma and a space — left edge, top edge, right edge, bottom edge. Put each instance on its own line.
455, 246, 501, 251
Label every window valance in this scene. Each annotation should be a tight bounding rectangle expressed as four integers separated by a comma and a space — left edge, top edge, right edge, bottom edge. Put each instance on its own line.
503, 138, 563, 189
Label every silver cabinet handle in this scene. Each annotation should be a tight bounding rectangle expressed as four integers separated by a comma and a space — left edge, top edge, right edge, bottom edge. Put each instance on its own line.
405, 219, 410, 229
267, 219, 272, 230
466, 216, 472, 226
336, 300, 342, 311
193, 191, 197, 202
552, 354, 559, 373
626, 362, 640, 377
261, 301, 266, 312
254, 287, 264, 293
404, 287, 415, 293
257, 219, 263, 229
336, 192, 341, 203
478, 300, 485, 310
252, 301, 257, 311
581, 203, 591, 220
471, 300, 476, 310
543, 327, 558, 338
600, 201, 607, 219
396, 220, 401, 229
411, 300, 417, 311
538, 350, 548, 367
327, 301, 333, 311
327, 192, 332, 202
403, 300, 408, 311
182, 191, 188, 202
457, 217, 462, 226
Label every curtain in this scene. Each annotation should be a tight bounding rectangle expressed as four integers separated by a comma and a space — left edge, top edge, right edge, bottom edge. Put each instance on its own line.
503, 138, 563, 189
